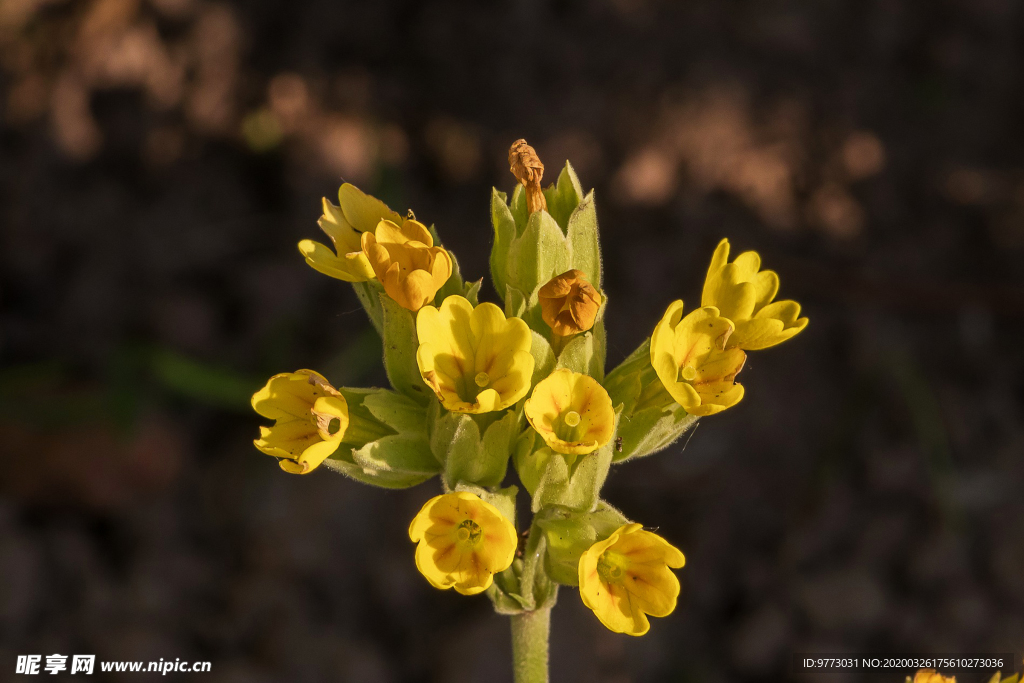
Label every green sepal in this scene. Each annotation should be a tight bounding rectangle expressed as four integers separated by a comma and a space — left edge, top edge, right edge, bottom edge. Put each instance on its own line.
490, 189, 516, 296
455, 482, 518, 527
529, 331, 556, 386
433, 407, 521, 488
359, 388, 428, 437
351, 434, 438, 478
464, 278, 482, 306
488, 569, 530, 615
379, 294, 431, 404
321, 388, 438, 488
506, 210, 571, 301
505, 285, 527, 319
542, 162, 583, 234
602, 339, 701, 462
602, 339, 650, 417
321, 455, 436, 488
615, 403, 698, 463
335, 387, 399, 446
352, 280, 385, 336
527, 410, 619, 512
555, 331, 603, 379
535, 501, 629, 586
511, 431, 542, 495
510, 184, 529, 236
566, 190, 601, 287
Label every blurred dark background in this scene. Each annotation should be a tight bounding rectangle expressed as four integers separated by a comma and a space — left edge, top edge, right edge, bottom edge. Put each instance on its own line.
2, 1, 1024, 681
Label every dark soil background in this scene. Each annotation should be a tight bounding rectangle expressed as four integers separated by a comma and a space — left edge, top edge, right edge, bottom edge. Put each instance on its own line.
2, 1, 1024, 682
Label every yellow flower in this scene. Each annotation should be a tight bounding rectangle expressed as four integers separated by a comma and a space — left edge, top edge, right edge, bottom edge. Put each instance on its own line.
416, 295, 534, 413
298, 183, 401, 282
702, 238, 808, 350
538, 269, 602, 337
985, 674, 1019, 683
907, 671, 956, 683
524, 368, 614, 455
408, 491, 518, 595
578, 523, 685, 636
650, 300, 746, 416
251, 369, 349, 475
362, 218, 453, 311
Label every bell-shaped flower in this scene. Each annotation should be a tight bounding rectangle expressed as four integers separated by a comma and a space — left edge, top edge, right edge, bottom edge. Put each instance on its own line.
362, 218, 453, 311
538, 269, 602, 337
251, 369, 349, 474
298, 183, 402, 282
524, 368, 614, 455
650, 300, 746, 416
416, 295, 534, 413
702, 238, 808, 350
578, 523, 686, 636
408, 491, 518, 595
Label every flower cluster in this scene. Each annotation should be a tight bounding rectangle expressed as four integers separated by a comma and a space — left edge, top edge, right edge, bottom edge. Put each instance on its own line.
251, 140, 806, 641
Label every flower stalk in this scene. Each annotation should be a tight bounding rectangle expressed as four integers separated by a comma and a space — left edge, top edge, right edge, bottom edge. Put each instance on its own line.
511, 607, 551, 683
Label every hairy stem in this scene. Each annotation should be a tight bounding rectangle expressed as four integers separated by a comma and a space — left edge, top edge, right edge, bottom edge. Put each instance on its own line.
510, 607, 551, 683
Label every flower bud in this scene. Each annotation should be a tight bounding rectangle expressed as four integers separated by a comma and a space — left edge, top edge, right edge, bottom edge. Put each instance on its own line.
538, 269, 602, 337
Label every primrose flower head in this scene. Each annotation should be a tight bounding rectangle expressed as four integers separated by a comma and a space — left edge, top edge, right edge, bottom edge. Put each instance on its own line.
251, 369, 349, 475
298, 183, 402, 283
702, 238, 808, 350
538, 269, 602, 337
907, 671, 956, 683
416, 295, 534, 413
650, 300, 746, 416
578, 523, 685, 636
408, 491, 518, 595
362, 218, 453, 311
524, 368, 614, 455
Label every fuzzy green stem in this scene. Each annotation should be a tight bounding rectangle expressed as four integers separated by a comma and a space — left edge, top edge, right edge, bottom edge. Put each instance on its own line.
511, 607, 551, 683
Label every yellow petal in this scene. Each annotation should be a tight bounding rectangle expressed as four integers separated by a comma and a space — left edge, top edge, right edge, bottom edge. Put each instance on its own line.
729, 300, 808, 350
318, 197, 363, 253
730, 250, 761, 279
408, 492, 516, 595
251, 370, 330, 420
298, 239, 375, 282
337, 183, 403, 233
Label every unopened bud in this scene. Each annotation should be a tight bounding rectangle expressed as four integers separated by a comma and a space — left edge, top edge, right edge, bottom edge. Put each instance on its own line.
538, 269, 602, 337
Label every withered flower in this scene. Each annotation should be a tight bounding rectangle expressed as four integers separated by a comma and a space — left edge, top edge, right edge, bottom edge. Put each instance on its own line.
539, 269, 602, 337
509, 138, 548, 215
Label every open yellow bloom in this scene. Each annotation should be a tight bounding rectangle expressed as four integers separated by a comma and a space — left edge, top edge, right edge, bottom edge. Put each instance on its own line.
650, 300, 746, 416
907, 671, 956, 683
362, 218, 453, 311
298, 183, 401, 282
538, 269, 602, 337
416, 295, 534, 413
524, 368, 614, 455
251, 369, 348, 475
408, 491, 518, 595
578, 523, 685, 636
702, 238, 808, 350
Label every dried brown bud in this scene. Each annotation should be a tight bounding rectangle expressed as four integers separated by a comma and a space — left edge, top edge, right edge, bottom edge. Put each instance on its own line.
508, 138, 547, 215
538, 269, 602, 337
